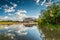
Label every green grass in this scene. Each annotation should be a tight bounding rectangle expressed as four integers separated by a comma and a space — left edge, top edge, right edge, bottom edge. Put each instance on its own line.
0, 21, 15, 25
38, 24, 60, 40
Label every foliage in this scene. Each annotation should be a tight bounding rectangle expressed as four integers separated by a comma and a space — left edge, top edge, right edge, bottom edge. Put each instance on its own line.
38, 1, 60, 29
0, 34, 13, 40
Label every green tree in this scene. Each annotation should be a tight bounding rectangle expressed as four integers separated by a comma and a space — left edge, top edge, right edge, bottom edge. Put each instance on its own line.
38, 1, 60, 27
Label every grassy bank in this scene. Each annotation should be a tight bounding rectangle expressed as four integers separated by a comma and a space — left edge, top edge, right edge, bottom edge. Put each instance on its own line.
38, 1, 60, 40
0, 21, 15, 25
38, 19, 60, 40
38, 24, 60, 40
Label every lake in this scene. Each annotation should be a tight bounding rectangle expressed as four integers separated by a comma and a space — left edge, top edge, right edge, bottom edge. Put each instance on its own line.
0, 24, 45, 40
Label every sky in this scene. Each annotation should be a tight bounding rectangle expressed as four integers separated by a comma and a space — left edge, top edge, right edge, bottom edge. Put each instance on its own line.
0, 0, 57, 21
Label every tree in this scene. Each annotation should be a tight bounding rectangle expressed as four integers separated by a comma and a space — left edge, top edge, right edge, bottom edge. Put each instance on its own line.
38, 1, 60, 27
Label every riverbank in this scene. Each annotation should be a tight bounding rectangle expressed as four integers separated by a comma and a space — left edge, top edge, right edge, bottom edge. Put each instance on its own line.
0, 21, 15, 25
0, 21, 37, 25
38, 25, 60, 40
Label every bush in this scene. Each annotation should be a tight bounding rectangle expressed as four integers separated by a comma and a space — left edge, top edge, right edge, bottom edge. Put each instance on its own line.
38, 1, 60, 29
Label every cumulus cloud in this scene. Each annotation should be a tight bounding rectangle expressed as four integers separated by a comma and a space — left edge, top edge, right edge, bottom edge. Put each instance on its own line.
2, 5, 9, 9
16, 10, 27, 15
10, 2, 17, 8
0, 16, 16, 21
0, 10, 27, 21
0, 16, 9, 21
3, 2, 17, 13
13, 3, 17, 8
4, 16, 8, 19
4, 7, 15, 13
3, 5, 15, 13
2, 16, 8, 19
15, 10, 27, 21
0, 8, 38, 21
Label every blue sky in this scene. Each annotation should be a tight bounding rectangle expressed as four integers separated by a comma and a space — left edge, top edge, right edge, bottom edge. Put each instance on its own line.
0, 0, 57, 21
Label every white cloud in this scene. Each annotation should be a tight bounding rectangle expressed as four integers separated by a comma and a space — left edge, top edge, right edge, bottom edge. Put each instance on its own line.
4, 16, 8, 19
15, 10, 27, 21
45, 2, 53, 7
13, 3, 17, 8
4, 7, 15, 13
0, 10, 27, 21
35, 0, 40, 5
3, 4, 15, 13
0, 9, 38, 21
0, 16, 9, 21
1, 5, 8, 10
3, 2, 17, 13
0, 16, 16, 21
27, 16, 39, 19
10, 2, 17, 8
41, 0, 53, 6
44, 0, 53, 7
41, 0, 46, 6
35, 0, 53, 6
8, 13, 14, 16
16, 10, 27, 15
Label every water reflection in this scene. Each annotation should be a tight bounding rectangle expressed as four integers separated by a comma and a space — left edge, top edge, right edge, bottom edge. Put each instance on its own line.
0, 24, 44, 40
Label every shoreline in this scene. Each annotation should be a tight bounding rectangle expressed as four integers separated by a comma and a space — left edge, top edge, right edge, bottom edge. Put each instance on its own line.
38, 26, 60, 40
0, 21, 37, 25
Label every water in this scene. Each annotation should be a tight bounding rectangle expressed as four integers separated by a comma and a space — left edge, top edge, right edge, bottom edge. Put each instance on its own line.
0, 24, 44, 40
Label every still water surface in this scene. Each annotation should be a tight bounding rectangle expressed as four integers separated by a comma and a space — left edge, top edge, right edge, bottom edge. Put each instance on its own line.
0, 24, 45, 40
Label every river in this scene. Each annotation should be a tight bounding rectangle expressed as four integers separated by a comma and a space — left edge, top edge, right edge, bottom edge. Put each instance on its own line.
0, 24, 45, 40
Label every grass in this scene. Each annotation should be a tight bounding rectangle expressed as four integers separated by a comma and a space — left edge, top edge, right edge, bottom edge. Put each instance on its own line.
38, 24, 60, 40
0, 21, 15, 25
